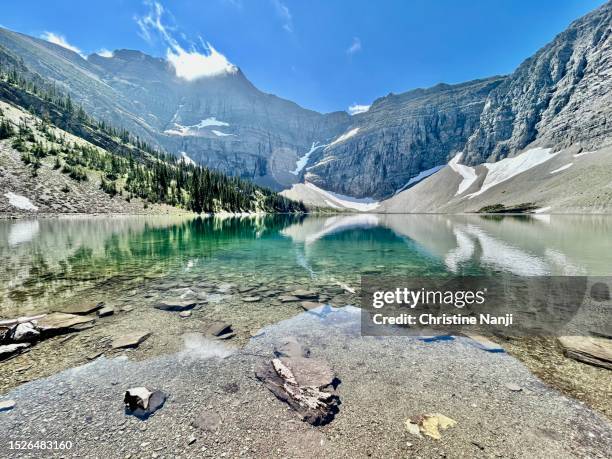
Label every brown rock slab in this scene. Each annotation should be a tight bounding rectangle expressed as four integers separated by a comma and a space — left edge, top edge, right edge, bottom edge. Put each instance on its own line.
279, 295, 300, 303
154, 299, 198, 312
112, 331, 151, 349
301, 301, 324, 311
242, 296, 262, 303
57, 302, 104, 315
204, 321, 232, 337
36, 313, 95, 333
291, 289, 318, 299
255, 356, 339, 426
558, 335, 612, 370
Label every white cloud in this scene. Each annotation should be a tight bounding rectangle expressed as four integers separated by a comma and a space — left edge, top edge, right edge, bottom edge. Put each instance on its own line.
135, 1, 237, 80
346, 37, 362, 55
40, 32, 84, 58
271, 0, 293, 32
96, 49, 114, 58
348, 103, 370, 115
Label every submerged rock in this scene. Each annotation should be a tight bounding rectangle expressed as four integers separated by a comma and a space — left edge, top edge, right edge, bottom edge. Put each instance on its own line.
279, 295, 300, 303
405, 413, 457, 440
291, 290, 318, 299
124, 387, 167, 419
255, 355, 339, 426
191, 409, 222, 432
242, 296, 262, 303
58, 302, 104, 315
112, 331, 151, 349
274, 337, 310, 358
36, 313, 95, 334
179, 311, 192, 319
154, 299, 198, 312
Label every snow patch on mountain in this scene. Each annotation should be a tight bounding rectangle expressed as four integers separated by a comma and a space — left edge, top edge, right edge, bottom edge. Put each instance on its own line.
327, 128, 360, 148
305, 182, 379, 211
4, 192, 38, 211
448, 153, 478, 195
395, 165, 445, 194
164, 117, 230, 136
180, 152, 196, 166
468, 147, 557, 198
550, 163, 573, 174
211, 130, 234, 137
291, 142, 326, 175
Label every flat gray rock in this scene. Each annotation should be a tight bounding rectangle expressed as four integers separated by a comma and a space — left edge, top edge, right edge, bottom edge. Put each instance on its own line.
291, 290, 318, 299
154, 299, 198, 312
111, 331, 151, 349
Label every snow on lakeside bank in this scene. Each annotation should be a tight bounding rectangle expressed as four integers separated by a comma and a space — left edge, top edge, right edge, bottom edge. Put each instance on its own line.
395, 165, 445, 194
449, 153, 478, 195
4, 192, 38, 211
467, 147, 557, 198
304, 182, 380, 211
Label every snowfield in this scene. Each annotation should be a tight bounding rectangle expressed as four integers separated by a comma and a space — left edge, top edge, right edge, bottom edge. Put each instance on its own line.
327, 128, 360, 148
304, 182, 379, 211
448, 153, 478, 195
179, 152, 196, 166
468, 147, 557, 198
395, 165, 445, 194
211, 130, 235, 137
4, 192, 38, 211
291, 142, 326, 175
164, 117, 230, 136
550, 163, 573, 174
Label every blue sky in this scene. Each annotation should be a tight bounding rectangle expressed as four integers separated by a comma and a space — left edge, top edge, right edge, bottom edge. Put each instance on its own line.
0, 0, 606, 113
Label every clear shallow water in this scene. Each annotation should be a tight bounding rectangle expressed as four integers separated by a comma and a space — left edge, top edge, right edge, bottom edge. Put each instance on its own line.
1, 213, 612, 317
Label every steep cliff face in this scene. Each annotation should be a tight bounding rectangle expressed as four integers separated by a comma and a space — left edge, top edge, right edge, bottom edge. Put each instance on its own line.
89, 51, 350, 188
305, 78, 504, 199
463, 1, 612, 164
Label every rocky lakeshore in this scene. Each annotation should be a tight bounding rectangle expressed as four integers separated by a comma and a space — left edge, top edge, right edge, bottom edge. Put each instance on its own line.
1, 306, 611, 458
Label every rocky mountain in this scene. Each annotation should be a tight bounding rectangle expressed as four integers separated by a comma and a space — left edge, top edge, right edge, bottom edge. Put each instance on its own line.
463, 0, 612, 164
0, 29, 350, 190
304, 77, 504, 198
299, 1, 611, 199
